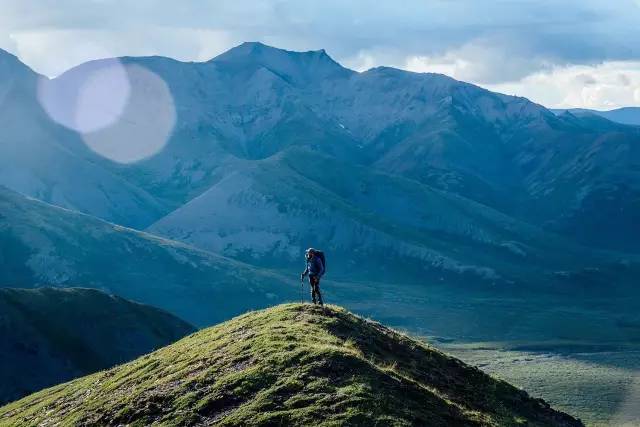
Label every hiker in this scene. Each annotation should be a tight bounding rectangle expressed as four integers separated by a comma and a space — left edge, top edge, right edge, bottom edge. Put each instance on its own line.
300, 248, 325, 305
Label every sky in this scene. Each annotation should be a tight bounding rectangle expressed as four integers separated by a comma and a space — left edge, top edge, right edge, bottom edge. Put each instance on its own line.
2, 0, 640, 109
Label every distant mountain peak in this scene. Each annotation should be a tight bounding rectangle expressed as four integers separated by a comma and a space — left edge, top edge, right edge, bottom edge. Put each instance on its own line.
219, 41, 332, 60
212, 41, 352, 84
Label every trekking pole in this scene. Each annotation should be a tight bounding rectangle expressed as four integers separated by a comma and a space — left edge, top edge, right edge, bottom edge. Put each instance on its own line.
300, 276, 304, 304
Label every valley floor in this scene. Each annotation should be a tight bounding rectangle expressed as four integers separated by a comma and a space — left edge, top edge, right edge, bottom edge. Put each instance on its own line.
443, 343, 640, 427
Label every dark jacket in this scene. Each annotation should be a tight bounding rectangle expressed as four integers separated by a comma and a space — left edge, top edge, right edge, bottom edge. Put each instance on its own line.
303, 256, 325, 278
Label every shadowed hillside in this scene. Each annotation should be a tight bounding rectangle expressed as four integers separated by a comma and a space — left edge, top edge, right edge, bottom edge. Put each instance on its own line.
0, 287, 195, 405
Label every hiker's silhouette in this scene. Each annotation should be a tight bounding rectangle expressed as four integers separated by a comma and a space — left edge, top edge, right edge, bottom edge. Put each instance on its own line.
300, 248, 325, 305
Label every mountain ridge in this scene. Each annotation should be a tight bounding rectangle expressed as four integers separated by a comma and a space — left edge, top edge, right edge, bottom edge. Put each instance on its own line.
0, 303, 583, 426
148, 146, 637, 292
0, 185, 295, 326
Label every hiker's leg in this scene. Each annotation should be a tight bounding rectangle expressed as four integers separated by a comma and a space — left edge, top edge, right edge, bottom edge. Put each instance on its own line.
312, 277, 322, 305
316, 279, 324, 306
314, 281, 320, 305
309, 277, 317, 304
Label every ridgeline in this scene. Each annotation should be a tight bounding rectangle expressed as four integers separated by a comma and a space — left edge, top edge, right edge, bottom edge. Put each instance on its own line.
0, 304, 582, 426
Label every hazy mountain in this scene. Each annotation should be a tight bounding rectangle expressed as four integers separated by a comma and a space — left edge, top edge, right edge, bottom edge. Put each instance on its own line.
1, 42, 639, 299
73, 44, 640, 253
0, 49, 166, 229
552, 107, 640, 126
2, 43, 638, 253
0, 304, 583, 427
0, 287, 195, 405
0, 186, 295, 326
148, 146, 637, 293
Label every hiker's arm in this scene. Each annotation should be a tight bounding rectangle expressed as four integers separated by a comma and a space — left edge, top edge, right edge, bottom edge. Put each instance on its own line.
301, 264, 308, 279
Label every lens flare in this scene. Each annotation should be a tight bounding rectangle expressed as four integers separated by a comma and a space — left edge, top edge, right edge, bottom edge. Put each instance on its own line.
38, 58, 130, 133
81, 64, 176, 163
38, 60, 176, 164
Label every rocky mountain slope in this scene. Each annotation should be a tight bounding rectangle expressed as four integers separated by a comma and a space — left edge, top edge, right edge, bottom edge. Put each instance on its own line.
0, 50, 166, 229
0, 186, 295, 326
1, 43, 638, 254
0, 304, 583, 426
148, 146, 637, 291
0, 287, 194, 405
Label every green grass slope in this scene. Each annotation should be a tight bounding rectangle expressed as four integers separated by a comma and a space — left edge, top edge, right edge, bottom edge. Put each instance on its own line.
0, 304, 582, 426
0, 287, 195, 406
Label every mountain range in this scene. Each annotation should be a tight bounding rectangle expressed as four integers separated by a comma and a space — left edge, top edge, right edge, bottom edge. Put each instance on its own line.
1, 41, 639, 325
0, 287, 194, 405
1, 41, 638, 425
0, 43, 640, 277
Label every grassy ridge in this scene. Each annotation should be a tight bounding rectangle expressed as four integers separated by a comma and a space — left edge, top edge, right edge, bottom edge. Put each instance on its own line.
0, 304, 582, 426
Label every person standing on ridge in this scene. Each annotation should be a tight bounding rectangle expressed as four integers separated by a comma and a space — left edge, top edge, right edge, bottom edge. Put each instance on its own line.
301, 248, 325, 305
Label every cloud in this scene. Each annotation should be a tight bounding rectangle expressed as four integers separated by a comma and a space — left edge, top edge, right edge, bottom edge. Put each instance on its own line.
484, 61, 640, 109
9, 28, 238, 77
403, 37, 554, 84
2, 0, 640, 107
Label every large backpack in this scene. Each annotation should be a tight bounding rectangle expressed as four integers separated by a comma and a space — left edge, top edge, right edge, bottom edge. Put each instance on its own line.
314, 250, 326, 274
